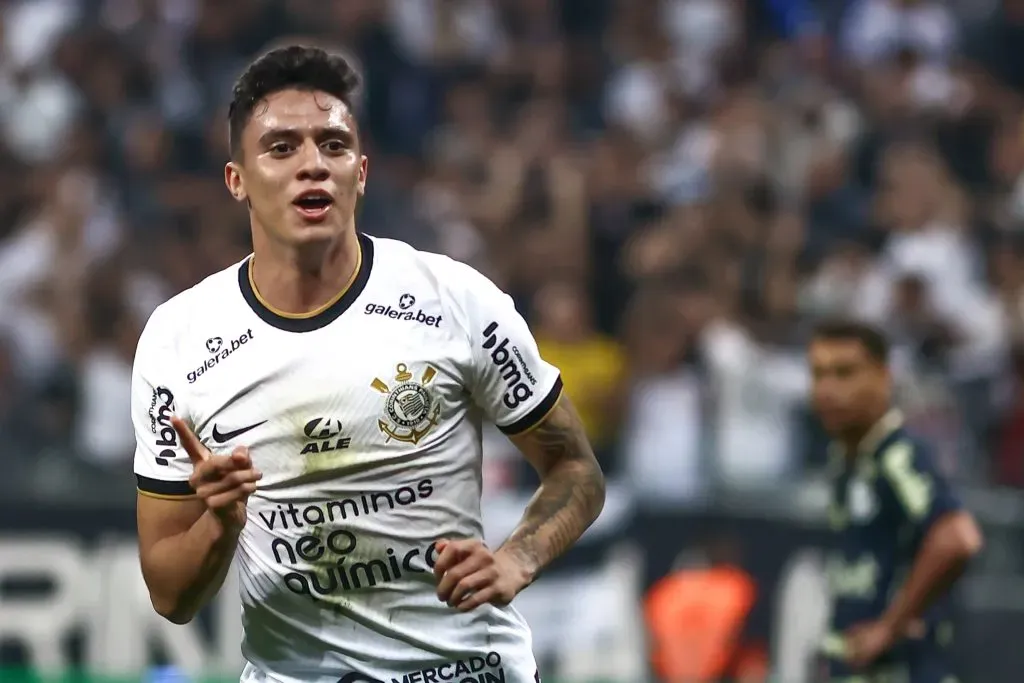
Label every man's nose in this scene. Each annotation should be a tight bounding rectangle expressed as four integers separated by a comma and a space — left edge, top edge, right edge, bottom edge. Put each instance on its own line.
296, 141, 329, 181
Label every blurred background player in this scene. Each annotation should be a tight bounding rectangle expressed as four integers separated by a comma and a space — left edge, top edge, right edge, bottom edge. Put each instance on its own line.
809, 320, 983, 683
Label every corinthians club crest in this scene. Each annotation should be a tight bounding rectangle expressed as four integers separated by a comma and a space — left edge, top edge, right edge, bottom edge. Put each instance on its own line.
371, 363, 441, 445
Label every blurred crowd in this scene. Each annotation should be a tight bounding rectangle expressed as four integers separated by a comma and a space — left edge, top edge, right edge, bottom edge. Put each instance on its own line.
4, 0, 1024, 505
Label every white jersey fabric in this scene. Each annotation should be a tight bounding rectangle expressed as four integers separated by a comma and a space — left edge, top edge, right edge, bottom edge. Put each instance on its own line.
132, 233, 562, 683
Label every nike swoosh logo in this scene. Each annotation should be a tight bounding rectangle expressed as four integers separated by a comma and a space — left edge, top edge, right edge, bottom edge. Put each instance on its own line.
211, 421, 266, 444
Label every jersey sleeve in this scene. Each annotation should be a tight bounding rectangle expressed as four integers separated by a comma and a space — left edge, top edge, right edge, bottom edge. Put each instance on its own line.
879, 439, 961, 534
452, 265, 563, 435
132, 305, 195, 499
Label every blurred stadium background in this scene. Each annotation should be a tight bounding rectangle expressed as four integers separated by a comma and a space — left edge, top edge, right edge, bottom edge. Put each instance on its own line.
2, 0, 1024, 681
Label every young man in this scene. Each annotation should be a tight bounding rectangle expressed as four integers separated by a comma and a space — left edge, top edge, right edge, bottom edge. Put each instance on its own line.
808, 320, 983, 683
131, 46, 605, 683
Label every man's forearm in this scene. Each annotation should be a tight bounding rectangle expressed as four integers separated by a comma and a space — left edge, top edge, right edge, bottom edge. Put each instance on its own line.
501, 457, 606, 579
503, 396, 606, 580
144, 511, 241, 624
883, 513, 982, 633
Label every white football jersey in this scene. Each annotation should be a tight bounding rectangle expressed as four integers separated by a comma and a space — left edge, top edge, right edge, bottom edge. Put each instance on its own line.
132, 234, 562, 683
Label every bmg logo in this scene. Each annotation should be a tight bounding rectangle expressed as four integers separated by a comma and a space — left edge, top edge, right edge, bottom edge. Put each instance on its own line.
482, 321, 534, 409
147, 386, 177, 466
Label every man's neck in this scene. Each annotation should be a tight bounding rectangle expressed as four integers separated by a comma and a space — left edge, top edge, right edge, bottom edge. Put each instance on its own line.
841, 406, 896, 460
841, 427, 870, 461
250, 230, 360, 316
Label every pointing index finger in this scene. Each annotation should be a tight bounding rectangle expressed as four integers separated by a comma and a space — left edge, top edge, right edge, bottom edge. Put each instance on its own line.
171, 416, 210, 466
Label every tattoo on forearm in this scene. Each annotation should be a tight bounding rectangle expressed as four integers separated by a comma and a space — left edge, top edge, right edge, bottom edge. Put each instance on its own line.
503, 397, 606, 576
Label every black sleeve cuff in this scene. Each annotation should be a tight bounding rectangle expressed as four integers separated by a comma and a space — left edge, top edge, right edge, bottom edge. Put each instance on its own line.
136, 474, 195, 497
499, 376, 563, 436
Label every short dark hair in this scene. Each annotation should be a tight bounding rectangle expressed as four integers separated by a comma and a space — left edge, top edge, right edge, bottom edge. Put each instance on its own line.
227, 45, 361, 157
811, 319, 892, 362
811, 319, 890, 364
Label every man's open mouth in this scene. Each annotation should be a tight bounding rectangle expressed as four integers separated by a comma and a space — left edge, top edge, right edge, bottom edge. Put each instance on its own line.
292, 190, 334, 218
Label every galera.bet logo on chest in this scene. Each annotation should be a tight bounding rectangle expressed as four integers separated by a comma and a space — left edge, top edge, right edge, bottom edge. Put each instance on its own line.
370, 363, 441, 445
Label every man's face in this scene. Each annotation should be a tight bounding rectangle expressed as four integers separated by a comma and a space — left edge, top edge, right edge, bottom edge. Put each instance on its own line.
225, 88, 367, 247
808, 338, 889, 435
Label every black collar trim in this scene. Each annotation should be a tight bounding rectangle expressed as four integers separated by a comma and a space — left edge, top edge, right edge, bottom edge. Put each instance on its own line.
238, 233, 374, 333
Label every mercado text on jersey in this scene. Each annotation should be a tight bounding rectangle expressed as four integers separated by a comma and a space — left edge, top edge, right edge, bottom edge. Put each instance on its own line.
131, 234, 562, 683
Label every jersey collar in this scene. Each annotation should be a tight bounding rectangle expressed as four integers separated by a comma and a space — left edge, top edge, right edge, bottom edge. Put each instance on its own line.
827, 408, 905, 467
238, 232, 374, 333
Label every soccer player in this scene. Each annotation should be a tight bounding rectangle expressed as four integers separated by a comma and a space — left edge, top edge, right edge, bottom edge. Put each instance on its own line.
131, 46, 605, 683
808, 320, 983, 683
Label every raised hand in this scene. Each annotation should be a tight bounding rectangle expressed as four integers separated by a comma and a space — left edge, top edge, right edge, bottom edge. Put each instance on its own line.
433, 539, 532, 613
171, 416, 261, 531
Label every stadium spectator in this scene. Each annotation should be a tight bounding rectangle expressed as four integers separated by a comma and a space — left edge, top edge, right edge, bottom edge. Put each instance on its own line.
0, 0, 1020, 512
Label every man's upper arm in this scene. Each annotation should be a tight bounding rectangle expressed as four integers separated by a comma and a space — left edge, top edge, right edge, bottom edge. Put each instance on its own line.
132, 306, 204, 549
440, 258, 602, 480
137, 495, 206, 561
508, 392, 600, 478
452, 262, 564, 436
880, 439, 961, 533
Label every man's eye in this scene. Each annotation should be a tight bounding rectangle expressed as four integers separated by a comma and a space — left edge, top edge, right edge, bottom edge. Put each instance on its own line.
323, 140, 345, 152
269, 142, 292, 154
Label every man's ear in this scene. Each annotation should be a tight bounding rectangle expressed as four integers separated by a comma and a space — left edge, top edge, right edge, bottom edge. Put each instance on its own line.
357, 155, 368, 197
225, 162, 247, 203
